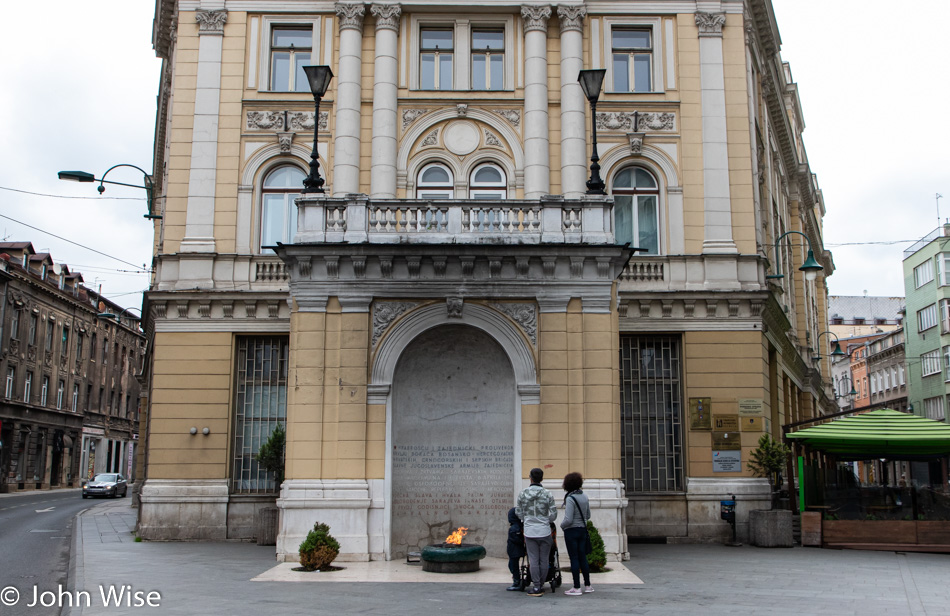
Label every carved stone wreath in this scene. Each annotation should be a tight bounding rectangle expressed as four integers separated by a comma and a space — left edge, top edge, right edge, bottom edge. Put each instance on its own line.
372, 301, 419, 346
495, 109, 521, 127
489, 303, 537, 346
402, 108, 430, 129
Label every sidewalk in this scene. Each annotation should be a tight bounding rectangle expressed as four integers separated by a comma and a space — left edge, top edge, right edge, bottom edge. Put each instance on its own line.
66, 502, 950, 616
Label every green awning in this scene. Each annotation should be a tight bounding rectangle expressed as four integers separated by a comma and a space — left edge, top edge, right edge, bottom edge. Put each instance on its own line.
786, 409, 950, 459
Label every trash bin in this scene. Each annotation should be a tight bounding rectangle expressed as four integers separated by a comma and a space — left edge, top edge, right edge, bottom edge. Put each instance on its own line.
257, 506, 279, 546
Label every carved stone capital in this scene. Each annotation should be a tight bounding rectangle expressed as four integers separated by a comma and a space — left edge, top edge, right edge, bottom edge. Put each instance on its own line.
336, 3, 366, 32
557, 5, 586, 33
371, 3, 401, 31
446, 297, 464, 319
195, 9, 228, 34
695, 12, 726, 37
521, 5, 552, 33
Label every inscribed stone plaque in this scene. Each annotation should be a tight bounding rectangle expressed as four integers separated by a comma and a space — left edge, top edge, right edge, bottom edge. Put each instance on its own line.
713, 415, 739, 431
391, 325, 514, 559
741, 416, 765, 431
738, 398, 765, 416
689, 397, 712, 430
712, 431, 741, 451
713, 450, 742, 472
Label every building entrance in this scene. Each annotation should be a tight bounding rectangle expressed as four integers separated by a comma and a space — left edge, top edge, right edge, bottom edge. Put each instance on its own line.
390, 324, 515, 558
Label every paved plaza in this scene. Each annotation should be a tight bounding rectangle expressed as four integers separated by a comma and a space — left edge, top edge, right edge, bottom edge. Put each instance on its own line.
60, 500, 950, 616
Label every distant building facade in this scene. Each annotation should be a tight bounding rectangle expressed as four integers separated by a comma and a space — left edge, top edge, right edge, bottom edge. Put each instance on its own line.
141, 0, 835, 558
828, 295, 903, 339
0, 242, 144, 492
902, 225, 950, 422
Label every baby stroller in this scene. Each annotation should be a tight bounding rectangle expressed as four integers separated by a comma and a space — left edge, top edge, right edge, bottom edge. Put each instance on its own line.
519, 524, 562, 593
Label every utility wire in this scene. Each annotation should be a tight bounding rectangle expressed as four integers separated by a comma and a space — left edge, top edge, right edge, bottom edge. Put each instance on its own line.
0, 185, 148, 201
0, 212, 148, 271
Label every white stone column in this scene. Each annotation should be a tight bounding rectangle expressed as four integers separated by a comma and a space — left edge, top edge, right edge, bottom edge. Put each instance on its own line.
181, 9, 228, 254
695, 12, 737, 254
521, 6, 551, 199
333, 3, 366, 197
370, 4, 401, 198
558, 5, 587, 199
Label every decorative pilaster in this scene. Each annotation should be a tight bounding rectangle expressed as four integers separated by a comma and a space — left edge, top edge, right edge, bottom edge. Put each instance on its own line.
558, 4, 587, 198
333, 3, 366, 196
694, 12, 737, 255
521, 5, 551, 199
370, 3, 401, 198
180, 9, 229, 259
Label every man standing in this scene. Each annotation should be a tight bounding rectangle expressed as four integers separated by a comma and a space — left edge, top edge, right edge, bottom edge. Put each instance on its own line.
516, 467, 557, 596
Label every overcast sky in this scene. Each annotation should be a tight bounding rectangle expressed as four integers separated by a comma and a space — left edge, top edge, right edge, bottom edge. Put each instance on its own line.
0, 1, 946, 314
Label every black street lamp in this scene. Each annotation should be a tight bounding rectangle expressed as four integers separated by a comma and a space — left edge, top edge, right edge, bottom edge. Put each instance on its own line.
578, 69, 607, 195
301, 65, 334, 194
58, 164, 161, 220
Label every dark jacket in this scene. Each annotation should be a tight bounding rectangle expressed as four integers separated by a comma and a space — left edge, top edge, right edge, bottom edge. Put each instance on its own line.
507, 507, 526, 559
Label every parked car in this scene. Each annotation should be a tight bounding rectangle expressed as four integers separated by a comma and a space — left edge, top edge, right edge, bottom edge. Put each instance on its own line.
82, 473, 128, 499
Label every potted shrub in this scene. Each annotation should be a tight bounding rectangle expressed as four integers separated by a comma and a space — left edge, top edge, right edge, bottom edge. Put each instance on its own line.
586, 520, 608, 572
747, 434, 794, 547
253, 423, 285, 545
298, 522, 341, 571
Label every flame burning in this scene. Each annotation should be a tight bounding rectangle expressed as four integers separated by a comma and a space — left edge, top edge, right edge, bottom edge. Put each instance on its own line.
445, 527, 468, 545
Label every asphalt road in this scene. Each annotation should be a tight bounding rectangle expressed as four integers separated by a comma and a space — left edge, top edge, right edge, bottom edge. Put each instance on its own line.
0, 489, 101, 616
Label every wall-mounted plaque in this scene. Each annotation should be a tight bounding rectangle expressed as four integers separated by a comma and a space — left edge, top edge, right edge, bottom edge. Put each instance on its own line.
689, 397, 711, 430
712, 431, 741, 451
738, 398, 765, 416
713, 415, 739, 431
713, 450, 742, 472
742, 416, 765, 431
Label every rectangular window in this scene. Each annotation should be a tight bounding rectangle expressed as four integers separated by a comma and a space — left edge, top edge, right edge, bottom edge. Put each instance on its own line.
10, 309, 19, 341
891, 366, 899, 389
56, 380, 64, 410
98, 387, 104, 411
938, 253, 950, 286
420, 28, 453, 90
914, 259, 935, 288
102, 338, 108, 364
620, 334, 683, 492
269, 27, 312, 92
86, 384, 92, 411
232, 336, 289, 493
923, 396, 944, 421
28, 314, 37, 345
5, 367, 14, 398
91, 333, 97, 361
941, 300, 950, 334
869, 373, 877, 395
472, 29, 504, 90
45, 320, 54, 351
922, 349, 941, 377
77, 332, 84, 360
899, 364, 905, 385
919, 304, 938, 332
72, 384, 79, 412
612, 28, 652, 92
61, 326, 69, 357
24, 372, 32, 403
109, 391, 115, 414
41, 376, 49, 406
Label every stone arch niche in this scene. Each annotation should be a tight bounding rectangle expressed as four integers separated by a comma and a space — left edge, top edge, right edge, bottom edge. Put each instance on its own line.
390, 324, 516, 559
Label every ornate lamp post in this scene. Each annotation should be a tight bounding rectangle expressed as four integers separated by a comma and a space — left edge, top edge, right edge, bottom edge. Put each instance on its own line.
766, 230, 823, 281
58, 164, 161, 220
577, 69, 606, 195
301, 65, 334, 193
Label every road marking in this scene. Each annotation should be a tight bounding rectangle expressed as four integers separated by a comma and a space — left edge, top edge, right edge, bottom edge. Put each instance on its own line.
35, 507, 55, 513
30, 529, 59, 533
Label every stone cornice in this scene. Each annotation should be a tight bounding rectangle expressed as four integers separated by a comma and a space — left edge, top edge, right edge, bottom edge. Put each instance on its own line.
521, 5, 552, 33
371, 3, 401, 31
557, 5, 586, 33
336, 3, 366, 32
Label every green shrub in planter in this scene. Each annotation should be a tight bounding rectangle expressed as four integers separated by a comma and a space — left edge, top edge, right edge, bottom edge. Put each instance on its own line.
586, 520, 607, 573
298, 522, 340, 571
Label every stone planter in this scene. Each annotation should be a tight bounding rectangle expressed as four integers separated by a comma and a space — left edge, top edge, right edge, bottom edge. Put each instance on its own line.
257, 506, 279, 546
749, 509, 793, 547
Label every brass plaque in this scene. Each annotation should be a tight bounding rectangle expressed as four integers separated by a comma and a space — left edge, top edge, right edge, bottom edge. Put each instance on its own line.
689, 397, 712, 430
713, 415, 739, 431
741, 416, 764, 431
712, 431, 741, 451
738, 398, 765, 416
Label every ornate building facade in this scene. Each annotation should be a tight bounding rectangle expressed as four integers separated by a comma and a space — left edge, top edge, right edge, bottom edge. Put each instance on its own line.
142, 0, 835, 559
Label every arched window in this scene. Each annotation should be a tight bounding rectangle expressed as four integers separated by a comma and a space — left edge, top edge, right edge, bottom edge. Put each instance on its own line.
468, 163, 507, 199
260, 165, 305, 253
416, 163, 455, 198
612, 166, 659, 254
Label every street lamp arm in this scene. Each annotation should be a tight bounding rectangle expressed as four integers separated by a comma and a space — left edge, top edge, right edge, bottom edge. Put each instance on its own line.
766, 230, 823, 281
57, 163, 161, 221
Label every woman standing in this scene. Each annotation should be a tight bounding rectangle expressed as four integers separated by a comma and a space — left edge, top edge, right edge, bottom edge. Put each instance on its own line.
560, 472, 593, 596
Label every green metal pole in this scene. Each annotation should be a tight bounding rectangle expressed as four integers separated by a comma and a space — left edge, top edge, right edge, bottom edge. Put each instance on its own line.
798, 456, 806, 512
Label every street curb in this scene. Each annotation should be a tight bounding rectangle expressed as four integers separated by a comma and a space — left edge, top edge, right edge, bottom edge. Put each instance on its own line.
61, 506, 90, 616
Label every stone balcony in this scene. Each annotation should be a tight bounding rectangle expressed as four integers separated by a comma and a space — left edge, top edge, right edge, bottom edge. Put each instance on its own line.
293, 194, 615, 246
